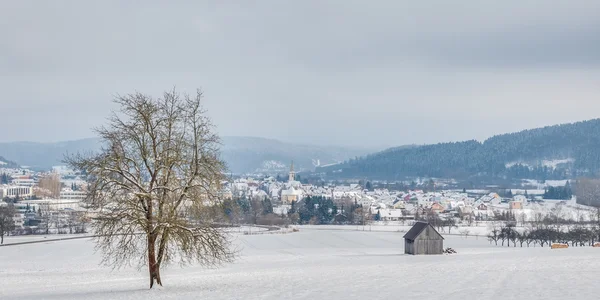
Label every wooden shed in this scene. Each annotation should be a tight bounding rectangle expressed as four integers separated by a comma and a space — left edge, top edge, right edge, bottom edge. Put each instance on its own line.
403, 221, 444, 255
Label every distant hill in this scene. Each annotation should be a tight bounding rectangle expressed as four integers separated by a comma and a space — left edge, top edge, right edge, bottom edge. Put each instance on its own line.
0, 156, 19, 169
318, 119, 600, 180
0, 137, 372, 174
220, 136, 372, 174
0, 138, 102, 171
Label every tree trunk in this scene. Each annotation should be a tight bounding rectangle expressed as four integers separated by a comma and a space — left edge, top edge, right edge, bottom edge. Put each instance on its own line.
1, 234, 3, 245
147, 234, 162, 288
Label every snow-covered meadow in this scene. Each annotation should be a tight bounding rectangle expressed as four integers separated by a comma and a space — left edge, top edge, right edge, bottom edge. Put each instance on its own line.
1, 228, 599, 300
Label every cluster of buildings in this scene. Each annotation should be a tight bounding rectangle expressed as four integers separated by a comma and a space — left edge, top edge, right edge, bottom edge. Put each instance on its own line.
221, 163, 580, 224
2, 161, 588, 234
1, 166, 88, 231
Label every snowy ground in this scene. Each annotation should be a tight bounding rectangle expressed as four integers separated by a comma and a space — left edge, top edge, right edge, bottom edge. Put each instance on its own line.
1, 228, 599, 300
2, 233, 93, 245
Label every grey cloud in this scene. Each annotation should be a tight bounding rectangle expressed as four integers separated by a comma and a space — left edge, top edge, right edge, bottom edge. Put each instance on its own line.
0, 1, 599, 147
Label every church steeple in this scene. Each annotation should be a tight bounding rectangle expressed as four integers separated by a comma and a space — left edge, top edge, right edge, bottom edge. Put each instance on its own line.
289, 161, 296, 182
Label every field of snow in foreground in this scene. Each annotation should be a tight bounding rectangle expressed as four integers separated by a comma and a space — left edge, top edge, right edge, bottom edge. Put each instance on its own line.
1, 229, 599, 300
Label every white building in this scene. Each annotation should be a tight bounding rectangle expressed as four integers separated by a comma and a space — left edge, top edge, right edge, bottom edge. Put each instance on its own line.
11, 177, 35, 187
0, 185, 33, 199
60, 190, 87, 200
281, 186, 303, 204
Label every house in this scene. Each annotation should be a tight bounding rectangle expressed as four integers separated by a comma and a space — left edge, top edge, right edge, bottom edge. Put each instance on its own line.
403, 221, 444, 255
430, 202, 445, 213
377, 209, 404, 221
393, 201, 406, 209
479, 193, 502, 205
456, 205, 473, 219
509, 201, 523, 210
513, 195, 528, 205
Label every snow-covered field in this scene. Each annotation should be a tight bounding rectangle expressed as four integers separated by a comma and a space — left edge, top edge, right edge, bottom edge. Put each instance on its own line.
1, 229, 599, 300
1, 233, 93, 244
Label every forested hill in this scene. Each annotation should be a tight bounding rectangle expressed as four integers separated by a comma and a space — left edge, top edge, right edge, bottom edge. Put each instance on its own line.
0, 156, 19, 169
318, 119, 600, 180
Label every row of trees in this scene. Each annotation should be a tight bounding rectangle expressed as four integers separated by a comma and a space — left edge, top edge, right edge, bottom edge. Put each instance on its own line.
217, 196, 277, 226
0, 201, 89, 244
215, 196, 372, 227
543, 184, 573, 200
418, 210, 458, 234
292, 196, 370, 225
488, 224, 600, 248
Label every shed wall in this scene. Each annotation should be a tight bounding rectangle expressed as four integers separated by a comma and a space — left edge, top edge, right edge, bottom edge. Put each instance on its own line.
405, 225, 444, 255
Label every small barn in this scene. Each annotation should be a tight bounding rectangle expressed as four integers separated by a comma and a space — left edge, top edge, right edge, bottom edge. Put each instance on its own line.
403, 221, 444, 255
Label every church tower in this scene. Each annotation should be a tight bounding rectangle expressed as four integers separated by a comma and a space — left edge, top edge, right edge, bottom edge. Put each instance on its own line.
289, 161, 296, 182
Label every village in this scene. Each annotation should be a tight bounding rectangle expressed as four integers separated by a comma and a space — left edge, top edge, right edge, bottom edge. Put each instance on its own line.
1, 161, 594, 241
222, 163, 595, 228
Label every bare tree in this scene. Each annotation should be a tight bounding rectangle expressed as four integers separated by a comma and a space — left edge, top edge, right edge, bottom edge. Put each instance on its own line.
66, 89, 234, 288
65, 211, 86, 234
33, 186, 54, 199
248, 196, 264, 225
488, 228, 500, 245
443, 218, 457, 234
0, 204, 16, 244
517, 231, 527, 247
38, 173, 62, 198
518, 212, 527, 227
575, 178, 600, 208
37, 203, 51, 235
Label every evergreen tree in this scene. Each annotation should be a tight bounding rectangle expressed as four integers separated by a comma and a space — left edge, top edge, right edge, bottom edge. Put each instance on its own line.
236, 197, 250, 215
262, 198, 273, 215
289, 200, 297, 215
0, 173, 8, 184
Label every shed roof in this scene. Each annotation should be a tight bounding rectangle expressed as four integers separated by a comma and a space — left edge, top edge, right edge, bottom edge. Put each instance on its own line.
403, 221, 444, 241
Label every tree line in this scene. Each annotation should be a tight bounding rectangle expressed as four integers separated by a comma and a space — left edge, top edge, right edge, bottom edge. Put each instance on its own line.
215, 196, 372, 227
543, 184, 573, 200
488, 223, 600, 248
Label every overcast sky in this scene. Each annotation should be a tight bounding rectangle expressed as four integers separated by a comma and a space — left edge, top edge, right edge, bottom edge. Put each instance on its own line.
1, 1, 599, 148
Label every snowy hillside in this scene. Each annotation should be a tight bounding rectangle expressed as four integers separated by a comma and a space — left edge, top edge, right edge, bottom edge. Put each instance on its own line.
1, 229, 598, 299
322, 118, 600, 179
